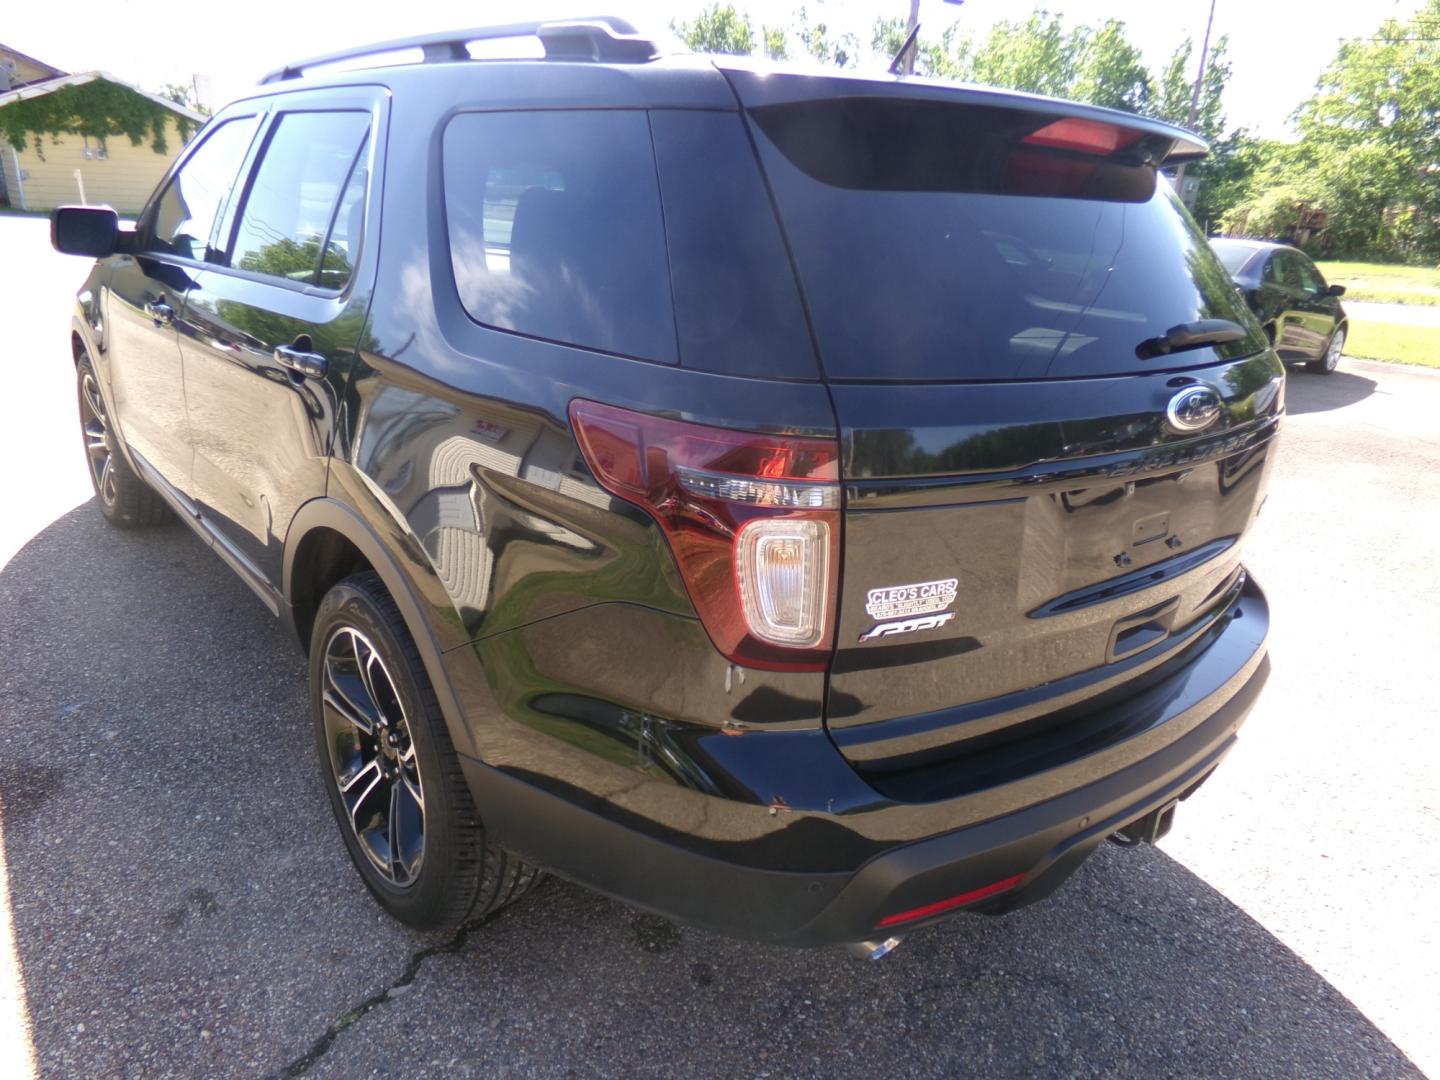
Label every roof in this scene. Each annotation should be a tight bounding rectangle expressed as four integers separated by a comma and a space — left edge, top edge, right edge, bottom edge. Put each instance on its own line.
0, 70, 206, 122
0, 43, 66, 85
1209, 238, 1295, 255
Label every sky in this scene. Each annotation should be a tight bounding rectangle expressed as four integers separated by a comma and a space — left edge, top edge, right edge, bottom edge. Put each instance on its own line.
4, 0, 1430, 139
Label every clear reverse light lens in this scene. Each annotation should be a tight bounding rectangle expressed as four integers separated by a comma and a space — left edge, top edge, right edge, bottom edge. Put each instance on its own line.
675, 466, 839, 509
736, 518, 829, 646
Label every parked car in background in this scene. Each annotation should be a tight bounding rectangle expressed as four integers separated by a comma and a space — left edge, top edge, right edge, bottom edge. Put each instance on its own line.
50, 18, 1280, 956
1210, 238, 1348, 374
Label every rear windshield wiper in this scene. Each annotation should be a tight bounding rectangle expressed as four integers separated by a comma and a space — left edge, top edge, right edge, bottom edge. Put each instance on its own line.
1136, 319, 1248, 360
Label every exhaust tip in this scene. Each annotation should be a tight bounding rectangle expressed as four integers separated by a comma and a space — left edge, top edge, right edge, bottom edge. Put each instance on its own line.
844, 936, 903, 961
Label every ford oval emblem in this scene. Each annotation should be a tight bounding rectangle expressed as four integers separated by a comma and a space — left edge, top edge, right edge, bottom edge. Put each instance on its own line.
1165, 385, 1223, 433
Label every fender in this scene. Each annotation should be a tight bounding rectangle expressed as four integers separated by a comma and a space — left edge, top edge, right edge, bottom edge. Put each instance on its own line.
283, 495, 481, 760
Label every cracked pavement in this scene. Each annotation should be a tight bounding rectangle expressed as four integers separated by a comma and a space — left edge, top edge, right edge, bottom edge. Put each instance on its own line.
2, 215, 1437, 1077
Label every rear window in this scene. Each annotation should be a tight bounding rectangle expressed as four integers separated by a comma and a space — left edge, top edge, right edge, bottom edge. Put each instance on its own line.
748, 99, 1262, 381
1211, 243, 1255, 275
443, 110, 676, 364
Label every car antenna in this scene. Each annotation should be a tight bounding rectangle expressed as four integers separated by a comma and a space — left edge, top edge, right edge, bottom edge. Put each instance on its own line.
887, 22, 922, 75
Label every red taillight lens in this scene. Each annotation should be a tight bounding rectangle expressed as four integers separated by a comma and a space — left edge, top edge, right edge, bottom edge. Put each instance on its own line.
569, 399, 840, 671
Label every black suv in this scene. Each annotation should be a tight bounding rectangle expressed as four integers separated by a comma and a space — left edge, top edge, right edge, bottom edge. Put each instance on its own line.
52, 18, 1279, 954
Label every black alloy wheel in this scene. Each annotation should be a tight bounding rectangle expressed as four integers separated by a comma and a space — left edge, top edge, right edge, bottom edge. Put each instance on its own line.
74, 352, 170, 528
320, 625, 427, 886
79, 369, 117, 509
310, 572, 541, 930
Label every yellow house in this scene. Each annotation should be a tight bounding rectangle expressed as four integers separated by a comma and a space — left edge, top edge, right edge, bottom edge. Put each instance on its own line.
1, 42, 63, 87
1, 55, 204, 215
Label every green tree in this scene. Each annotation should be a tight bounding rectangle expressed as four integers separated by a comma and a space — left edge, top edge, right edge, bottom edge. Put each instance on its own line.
871, 16, 965, 78
1289, 0, 1440, 255
870, 11, 1153, 109
795, 5, 860, 68
1193, 132, 1282, 233
761, 25, 789, 60
1146, 35, 1231, 142
158, 81, 212, 117
1072, 20, 1150, 113
962, 12, 1079, 98
672, 3, 756, 55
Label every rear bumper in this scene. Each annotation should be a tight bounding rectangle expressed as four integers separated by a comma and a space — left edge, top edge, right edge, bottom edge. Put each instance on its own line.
788, 653, 1265, 943
461, 577, 1269, 947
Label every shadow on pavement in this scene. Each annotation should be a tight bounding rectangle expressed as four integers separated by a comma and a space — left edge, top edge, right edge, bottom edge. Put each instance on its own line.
1285, 367, 1378, 415
0, 503, 1422, 1078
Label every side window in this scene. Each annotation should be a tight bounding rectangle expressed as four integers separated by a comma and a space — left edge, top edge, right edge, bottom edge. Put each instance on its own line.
148, 116, 260, 260
443, 110, 677, 363
228, 111, 371, 287
1276, 253, 1309, 294
1261, 255, 1280, 286
317, 145, 369, 289
1293, 256, 1323, 295
650, 110, 816, 379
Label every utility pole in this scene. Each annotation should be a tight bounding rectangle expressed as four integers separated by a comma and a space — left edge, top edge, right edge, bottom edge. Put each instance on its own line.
1173, 0, 1218, 195
897, 0, 964, 76
902, 0, 922, 74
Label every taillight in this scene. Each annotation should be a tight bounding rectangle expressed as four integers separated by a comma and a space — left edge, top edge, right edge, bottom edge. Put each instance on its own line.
569, 399, 840, 671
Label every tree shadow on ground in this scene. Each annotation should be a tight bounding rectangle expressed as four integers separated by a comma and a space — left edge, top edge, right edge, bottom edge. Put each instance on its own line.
0, 503, 1422, 1078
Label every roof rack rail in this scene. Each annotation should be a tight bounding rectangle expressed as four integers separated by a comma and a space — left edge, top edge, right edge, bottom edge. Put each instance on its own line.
258, 16, 660, 84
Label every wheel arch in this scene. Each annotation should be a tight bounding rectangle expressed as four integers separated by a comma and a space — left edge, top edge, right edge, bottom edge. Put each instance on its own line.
283, 497, 480, 759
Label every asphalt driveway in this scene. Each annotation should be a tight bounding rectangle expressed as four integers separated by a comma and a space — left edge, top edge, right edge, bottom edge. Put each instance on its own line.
2, 214, 1437, 1078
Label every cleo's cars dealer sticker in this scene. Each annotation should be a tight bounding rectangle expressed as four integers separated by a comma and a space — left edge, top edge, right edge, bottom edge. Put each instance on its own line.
860, 578, 959, 641
865, 578, 958, 621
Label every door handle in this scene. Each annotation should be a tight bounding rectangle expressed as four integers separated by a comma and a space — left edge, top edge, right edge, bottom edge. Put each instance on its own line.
144, 299, 174, 325
274, 344, 328, 379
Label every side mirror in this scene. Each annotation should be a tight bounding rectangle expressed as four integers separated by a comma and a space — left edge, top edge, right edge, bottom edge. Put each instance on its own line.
51, 205, 124, 257
1326, 283, 1346, 297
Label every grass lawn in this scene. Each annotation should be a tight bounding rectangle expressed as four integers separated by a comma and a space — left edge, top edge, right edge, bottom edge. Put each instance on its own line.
1346, 319, 1440, 368
1317, 260, 1440, 306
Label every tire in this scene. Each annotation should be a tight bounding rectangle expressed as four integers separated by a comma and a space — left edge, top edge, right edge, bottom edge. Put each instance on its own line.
310, 572, 540, 932
76, 351, 171, 528
1308, 326, 1346, 375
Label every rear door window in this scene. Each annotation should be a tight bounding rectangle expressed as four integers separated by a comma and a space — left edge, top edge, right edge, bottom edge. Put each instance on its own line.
443, 110, 677, 364
227, 111, 371, 287
317, 146, 370, 289
1211, 244, 1253, 275
747, 99, 1263, 381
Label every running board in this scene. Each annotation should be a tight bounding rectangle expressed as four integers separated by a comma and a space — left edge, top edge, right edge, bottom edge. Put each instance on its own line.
129, 451, 283, 617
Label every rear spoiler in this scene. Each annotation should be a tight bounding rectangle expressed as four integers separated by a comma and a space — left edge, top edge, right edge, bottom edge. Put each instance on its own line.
716, 62, 1209, 166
